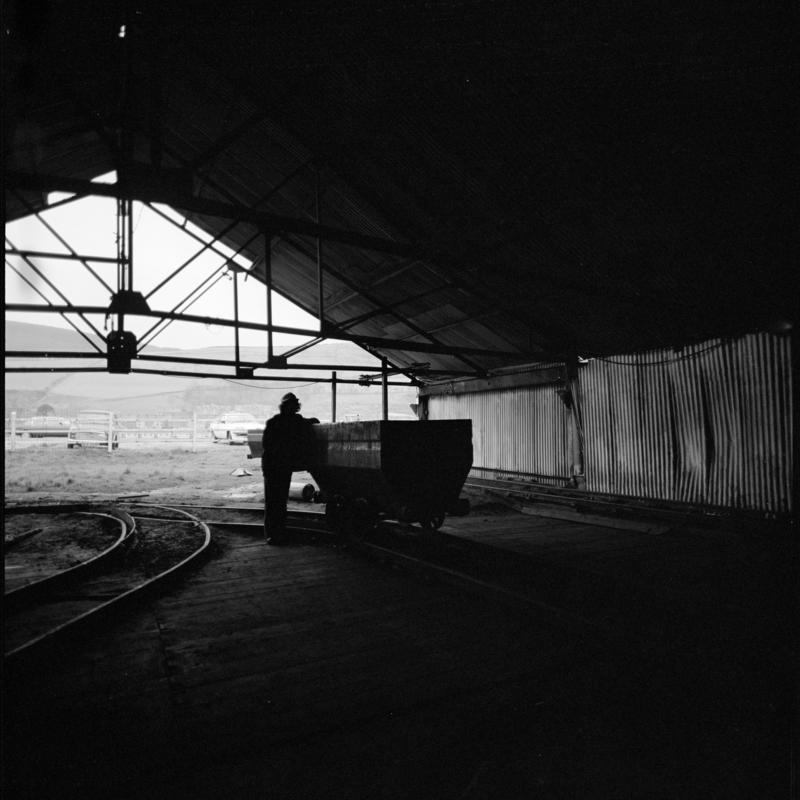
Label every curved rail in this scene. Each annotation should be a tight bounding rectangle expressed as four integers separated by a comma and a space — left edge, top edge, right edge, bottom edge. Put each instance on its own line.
4, 504, 136, 613
2, 500, 622, 669
118, 503, 213, 578
5, 504, 212, 667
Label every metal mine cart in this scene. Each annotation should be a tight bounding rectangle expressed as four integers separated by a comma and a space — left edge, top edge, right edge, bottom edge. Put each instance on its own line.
309, 419, 473, 536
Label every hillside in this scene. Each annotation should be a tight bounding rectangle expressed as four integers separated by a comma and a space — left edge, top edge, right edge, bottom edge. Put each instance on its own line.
5, 321, 418, 419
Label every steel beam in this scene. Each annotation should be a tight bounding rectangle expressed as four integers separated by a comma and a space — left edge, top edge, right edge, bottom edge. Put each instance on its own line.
5, 351, 106, 359
138, 223, 261, 351
279, 233, 491, 373
4, 241, 108, 345
34, 192, 87, 215
11, 188, 118, 295
316, 167, 324, 324
3, 350, 469, 377
265, 231, 274, 363
419, 365, 567, 396
3, 263, 104, 354
138, 270, 228, 350
4, 364, 415, 385
5, 171, 417, 258
232, 267, 240, 369
4, 249, 122, 265
279, 336, 325, 360
5, 367, 108, 374
4, 303, 531, 358
145, 202, 251, 289
382, 357, 389, 420
127, 368, 413, 385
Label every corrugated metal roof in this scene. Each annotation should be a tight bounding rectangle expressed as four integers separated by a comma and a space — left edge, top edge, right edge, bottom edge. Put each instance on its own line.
4, 2, 795, 380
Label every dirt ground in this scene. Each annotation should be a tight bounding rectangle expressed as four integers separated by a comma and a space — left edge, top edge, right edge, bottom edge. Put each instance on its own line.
4, 439, 490, 513
4, 441, 273, 505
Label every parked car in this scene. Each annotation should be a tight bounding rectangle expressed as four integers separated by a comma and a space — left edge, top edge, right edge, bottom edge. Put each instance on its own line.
67, 410, 119, 449
17, 416, 72, 438
209, 412, 260, 444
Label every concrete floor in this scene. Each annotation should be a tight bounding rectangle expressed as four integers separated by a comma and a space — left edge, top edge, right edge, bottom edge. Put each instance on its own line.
3, 504, 795, 799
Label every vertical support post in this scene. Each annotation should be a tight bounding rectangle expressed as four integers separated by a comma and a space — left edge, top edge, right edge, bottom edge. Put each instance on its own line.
108, 411, 113, 453
114, 195, 133, 332
10, 411, 16, 449
382, 357, 389, 421
566, 355, 584, 484
233, 266, 240, 371
316, 168, 323, 326
128, 199, 134, 292
419, 395, 429, 420
331, 371, 337, 423
265, 231, 274, 363
116, 6, 132, 333
791, 325, 798, 519
116, 198, 126, 333
192, 411, 197, 453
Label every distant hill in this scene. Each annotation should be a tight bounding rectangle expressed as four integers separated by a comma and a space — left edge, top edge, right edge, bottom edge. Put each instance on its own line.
5, 320, 418, 419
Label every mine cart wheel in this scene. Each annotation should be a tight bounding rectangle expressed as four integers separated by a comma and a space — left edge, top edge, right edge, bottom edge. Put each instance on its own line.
349, 498, 377, 542
421, 513, 445, 531
325, 496, 346, 533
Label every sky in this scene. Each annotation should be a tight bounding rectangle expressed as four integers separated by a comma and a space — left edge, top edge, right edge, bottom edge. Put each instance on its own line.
4, 172, 321, 353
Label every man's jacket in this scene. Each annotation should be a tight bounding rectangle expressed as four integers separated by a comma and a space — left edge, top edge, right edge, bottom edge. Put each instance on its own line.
261, 412, 315, 471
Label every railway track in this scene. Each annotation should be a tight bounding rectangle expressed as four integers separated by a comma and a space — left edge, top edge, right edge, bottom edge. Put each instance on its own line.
3, 499, 656, 669
188, 503, 675, 659
4, 504, 135, 608
161, 502, 613, 642
3, 504, 211, 665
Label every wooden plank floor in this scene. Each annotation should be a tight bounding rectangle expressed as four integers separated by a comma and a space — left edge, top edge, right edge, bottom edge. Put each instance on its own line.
3, 506, 794, 799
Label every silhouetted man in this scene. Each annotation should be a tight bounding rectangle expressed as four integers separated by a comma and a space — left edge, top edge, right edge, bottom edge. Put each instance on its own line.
261, 392, 315, 544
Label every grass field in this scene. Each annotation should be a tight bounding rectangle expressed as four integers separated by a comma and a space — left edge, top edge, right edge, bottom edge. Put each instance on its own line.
4, 442, 267, 504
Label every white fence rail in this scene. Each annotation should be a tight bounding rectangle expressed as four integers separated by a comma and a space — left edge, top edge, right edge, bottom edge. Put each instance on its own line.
4, 413, 226, 450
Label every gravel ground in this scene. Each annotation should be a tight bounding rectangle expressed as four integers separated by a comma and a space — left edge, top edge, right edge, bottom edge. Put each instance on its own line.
4, 511, 124, 592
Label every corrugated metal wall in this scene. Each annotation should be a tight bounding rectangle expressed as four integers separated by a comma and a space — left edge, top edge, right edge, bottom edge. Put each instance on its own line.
427, 332, 794, 515
427, 384, 572, 483
578, 333, 793, 514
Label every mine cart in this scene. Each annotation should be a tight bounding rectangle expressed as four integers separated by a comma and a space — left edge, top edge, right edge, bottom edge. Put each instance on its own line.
310, 419, 472, 535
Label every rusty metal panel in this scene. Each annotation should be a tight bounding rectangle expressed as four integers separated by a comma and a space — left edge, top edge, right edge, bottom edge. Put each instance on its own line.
428, 384, 571, 482
579, 333, 793, 515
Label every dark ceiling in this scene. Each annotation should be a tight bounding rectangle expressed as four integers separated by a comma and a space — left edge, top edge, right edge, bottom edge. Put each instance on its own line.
3, 1, 796, 380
